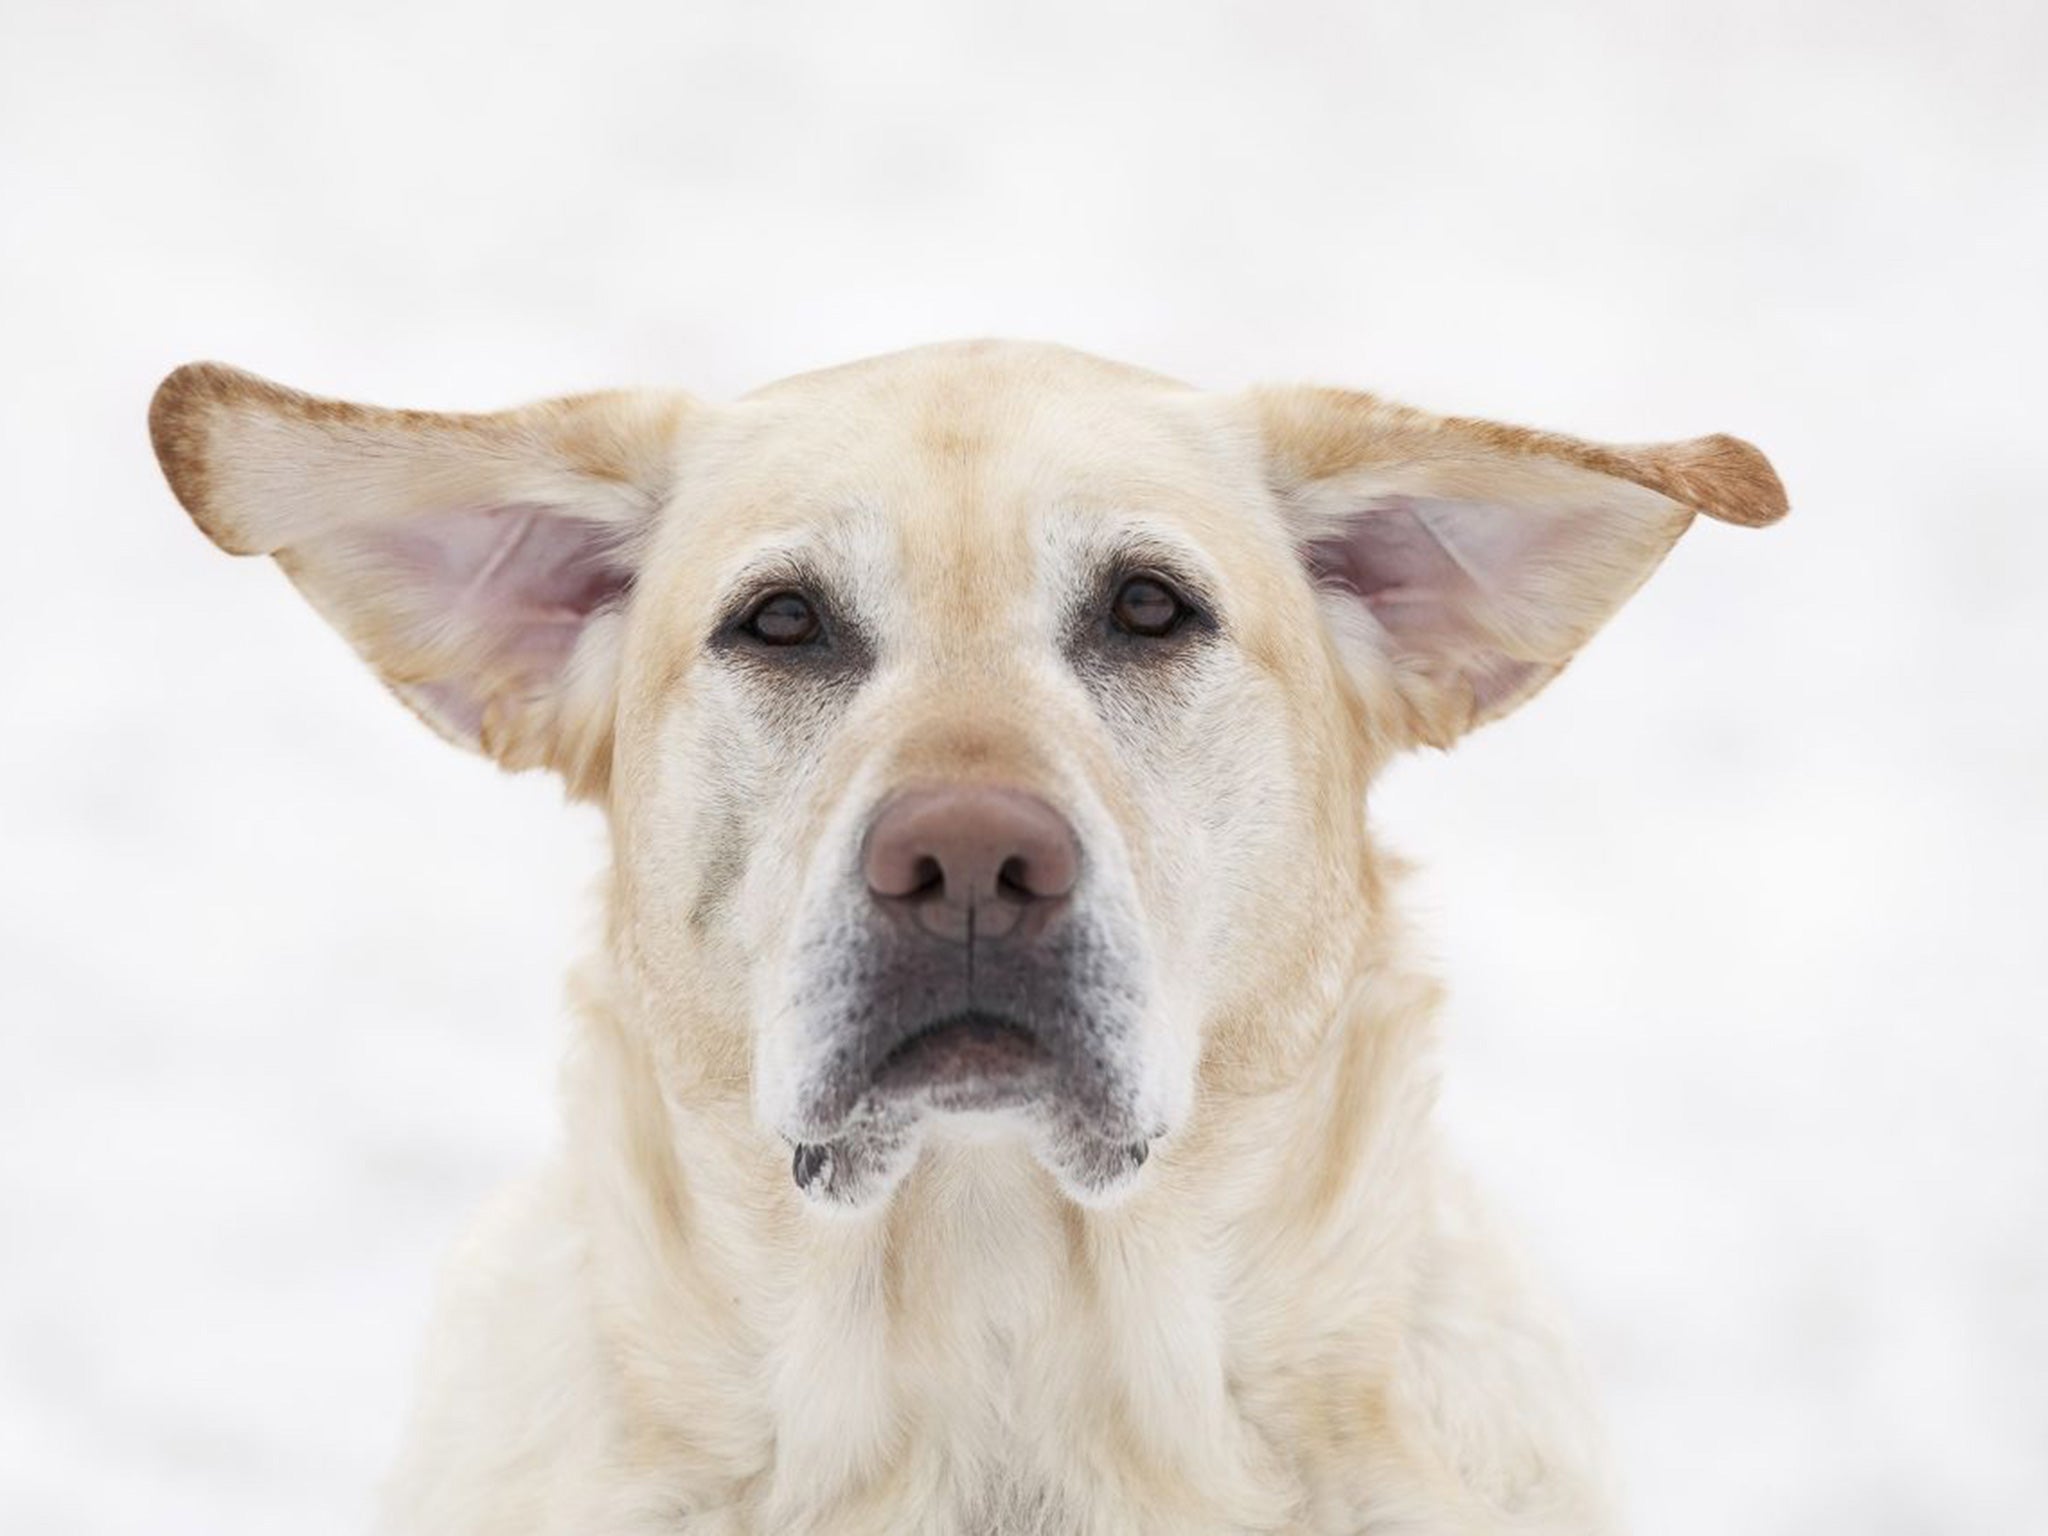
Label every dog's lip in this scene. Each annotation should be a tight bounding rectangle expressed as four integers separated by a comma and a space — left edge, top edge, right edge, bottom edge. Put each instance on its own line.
870, 1010, 1048, 1092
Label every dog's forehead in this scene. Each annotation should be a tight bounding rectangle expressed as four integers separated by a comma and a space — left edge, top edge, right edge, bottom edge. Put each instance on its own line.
673, 342, 1262, 575
745, 337, 1186, 399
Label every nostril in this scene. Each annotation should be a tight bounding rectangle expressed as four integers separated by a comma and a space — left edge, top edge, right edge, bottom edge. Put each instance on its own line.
996, 855, 1034, 901
908, 855, 944, 900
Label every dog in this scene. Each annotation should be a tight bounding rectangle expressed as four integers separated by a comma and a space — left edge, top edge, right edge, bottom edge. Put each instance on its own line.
149, 341, 1785, 1535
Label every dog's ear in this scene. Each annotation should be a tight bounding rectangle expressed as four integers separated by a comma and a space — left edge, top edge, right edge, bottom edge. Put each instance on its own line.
1257, 386, 1787, 747
150, 364, 693, 797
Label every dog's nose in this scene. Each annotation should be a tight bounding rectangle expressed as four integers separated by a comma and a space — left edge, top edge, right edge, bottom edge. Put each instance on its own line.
864, 787, 1079, 943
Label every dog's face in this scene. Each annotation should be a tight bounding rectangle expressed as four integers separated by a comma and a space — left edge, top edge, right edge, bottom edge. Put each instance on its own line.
610, 348, 1365, 1205
150, 342, 1784, 1209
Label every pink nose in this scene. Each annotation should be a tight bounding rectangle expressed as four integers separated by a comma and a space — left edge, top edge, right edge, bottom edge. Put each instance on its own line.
863, 787, 1080, 943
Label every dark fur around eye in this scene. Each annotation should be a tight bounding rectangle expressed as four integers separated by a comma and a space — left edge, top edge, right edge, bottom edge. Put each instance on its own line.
710, 578, 873, 682
1064, 562, 1219, 685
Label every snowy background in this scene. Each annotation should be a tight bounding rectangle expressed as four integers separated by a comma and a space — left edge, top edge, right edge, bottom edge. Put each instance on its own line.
3, 1, 2044, 1531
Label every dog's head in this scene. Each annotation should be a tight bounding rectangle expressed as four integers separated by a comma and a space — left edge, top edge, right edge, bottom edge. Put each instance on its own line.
150, 342, 1783, 1209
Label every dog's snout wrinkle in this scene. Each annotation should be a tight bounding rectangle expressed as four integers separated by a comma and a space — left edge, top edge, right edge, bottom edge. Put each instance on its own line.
864, 786, 1079, 944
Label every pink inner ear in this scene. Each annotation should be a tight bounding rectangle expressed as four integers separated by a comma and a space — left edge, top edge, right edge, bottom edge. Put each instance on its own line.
1304, 496, 1552, 715
372, 503, 635, 740
1304, 496, 1498, 653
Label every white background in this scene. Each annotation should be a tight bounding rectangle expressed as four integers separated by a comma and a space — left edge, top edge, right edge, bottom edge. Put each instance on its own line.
3, 2, 2043, 1531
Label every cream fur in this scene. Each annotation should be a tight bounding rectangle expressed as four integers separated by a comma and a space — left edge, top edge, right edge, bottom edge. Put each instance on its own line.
147, 340, 1786, 1535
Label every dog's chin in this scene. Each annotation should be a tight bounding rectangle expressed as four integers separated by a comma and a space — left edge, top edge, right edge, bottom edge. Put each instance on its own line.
782, 1010, 1159, 1212
789, 1122, 1155, 1213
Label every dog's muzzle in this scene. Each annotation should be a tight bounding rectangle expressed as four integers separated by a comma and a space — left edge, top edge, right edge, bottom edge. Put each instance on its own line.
783, 786, 1155, 1206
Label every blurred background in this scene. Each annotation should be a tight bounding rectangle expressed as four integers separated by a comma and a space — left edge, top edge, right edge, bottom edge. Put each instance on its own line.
3, 1, 2043, 1531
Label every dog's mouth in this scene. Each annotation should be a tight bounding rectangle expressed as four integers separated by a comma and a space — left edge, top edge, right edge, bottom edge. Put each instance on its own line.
781, 922, 1161, 1209
871, 1010, 1049, 1101
790, 1007, 1153, 1208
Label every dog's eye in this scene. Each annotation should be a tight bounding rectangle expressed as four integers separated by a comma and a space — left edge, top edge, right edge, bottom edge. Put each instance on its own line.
742, 591, 822, 647
1110, 575, 1186, 638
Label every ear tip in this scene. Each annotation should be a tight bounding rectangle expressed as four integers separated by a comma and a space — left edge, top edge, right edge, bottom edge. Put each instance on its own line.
1673, 433, 1790, 528
149, 362, 271, 552
150, 361, 260, 437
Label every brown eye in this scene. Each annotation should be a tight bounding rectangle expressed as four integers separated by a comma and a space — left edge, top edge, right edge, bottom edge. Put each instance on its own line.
743, 591, 822, 646
1111, 575, 1185, 637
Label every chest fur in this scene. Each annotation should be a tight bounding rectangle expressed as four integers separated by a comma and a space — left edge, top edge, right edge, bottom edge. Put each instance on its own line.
734, 1150, 1314, 1536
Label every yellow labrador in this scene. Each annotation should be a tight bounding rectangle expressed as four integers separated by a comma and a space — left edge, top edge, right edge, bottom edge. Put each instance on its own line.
149, 342, 1785, 1535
